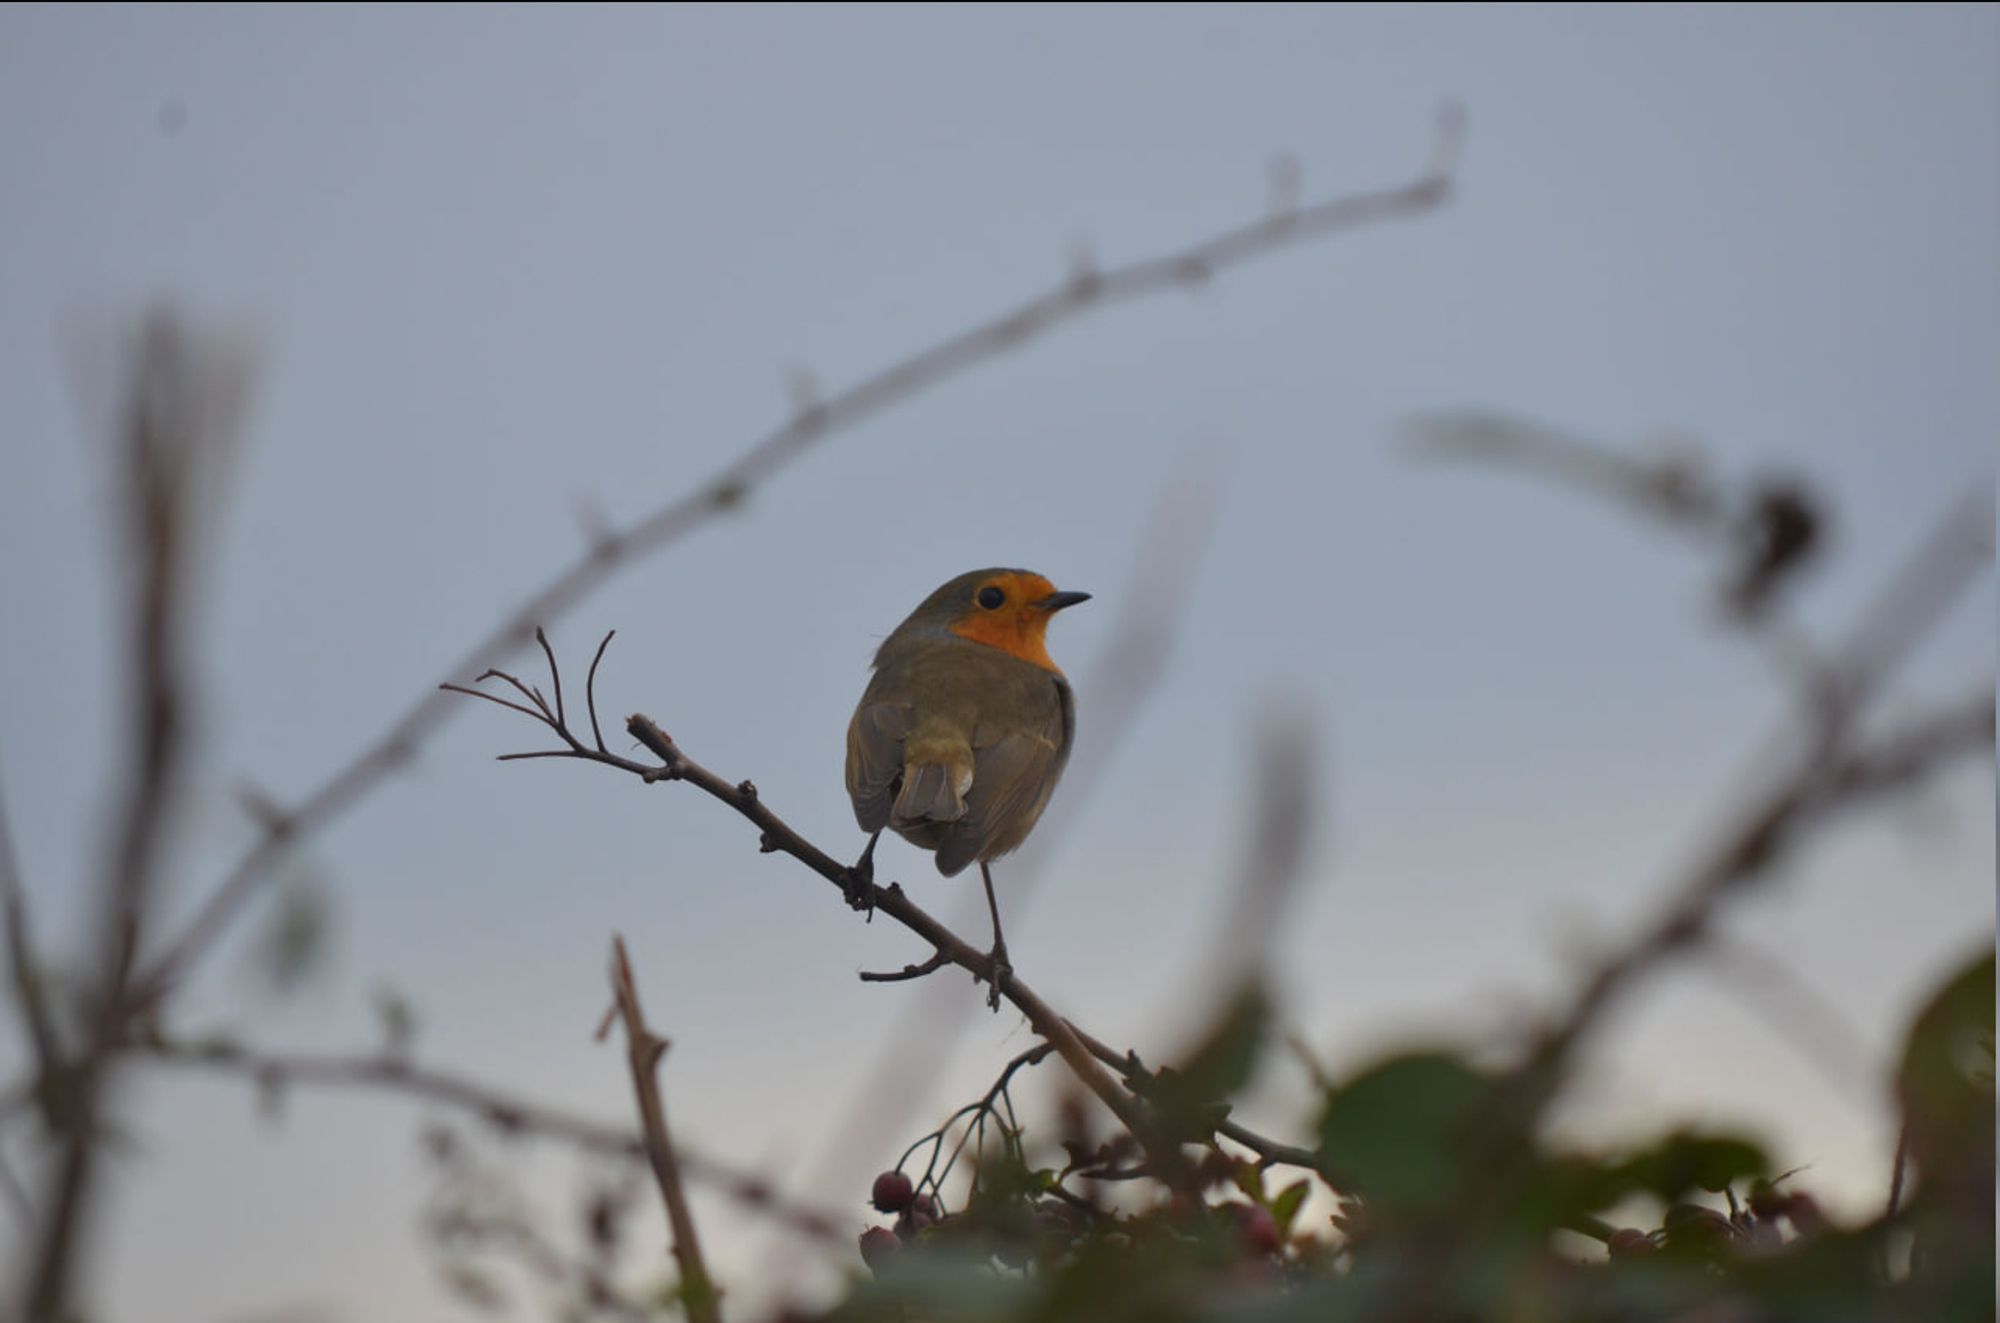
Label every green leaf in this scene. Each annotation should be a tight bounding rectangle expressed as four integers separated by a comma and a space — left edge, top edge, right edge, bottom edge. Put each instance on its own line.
1896, 947, 1995, 1179
1270, 1178, 1312, 1238
1613, 1131, 1768, 1203
1315, 1051, 1490, 1216
1175, 985, 1271, 1108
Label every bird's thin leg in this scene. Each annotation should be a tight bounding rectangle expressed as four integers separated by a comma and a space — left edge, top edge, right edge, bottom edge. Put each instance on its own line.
845, 828, 883, 913
979, 861, 1012, 1011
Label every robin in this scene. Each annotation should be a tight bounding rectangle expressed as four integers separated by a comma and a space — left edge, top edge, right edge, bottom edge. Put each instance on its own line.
846, 568, 1090, 1008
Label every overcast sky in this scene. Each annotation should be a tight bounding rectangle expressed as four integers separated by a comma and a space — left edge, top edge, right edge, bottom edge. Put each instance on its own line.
2, 5, 1994, 1320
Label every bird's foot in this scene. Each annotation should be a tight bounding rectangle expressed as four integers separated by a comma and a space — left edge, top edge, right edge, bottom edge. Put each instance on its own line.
983, 941, 1012, 1012
843, 854, 876, 916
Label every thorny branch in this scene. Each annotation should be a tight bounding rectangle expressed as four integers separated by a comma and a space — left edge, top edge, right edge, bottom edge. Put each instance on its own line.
600, 937, 720, 1323
130, 112, 1463, 1013
447, 638, 1292, 1189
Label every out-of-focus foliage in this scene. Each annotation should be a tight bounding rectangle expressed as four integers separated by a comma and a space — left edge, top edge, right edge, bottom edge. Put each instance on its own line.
815, 947, 1995, 1323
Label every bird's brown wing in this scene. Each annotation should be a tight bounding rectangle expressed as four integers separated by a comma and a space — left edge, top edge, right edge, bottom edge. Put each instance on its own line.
845, 700, 913, 832
933, 685, 1071, 876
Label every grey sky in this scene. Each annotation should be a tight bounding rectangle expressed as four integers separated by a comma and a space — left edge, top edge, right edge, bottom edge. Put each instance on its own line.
1, 5, 1993, 1319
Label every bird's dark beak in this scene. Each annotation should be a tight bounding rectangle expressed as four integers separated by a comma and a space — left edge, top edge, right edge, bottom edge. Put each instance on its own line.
1036, 590, 1091, 613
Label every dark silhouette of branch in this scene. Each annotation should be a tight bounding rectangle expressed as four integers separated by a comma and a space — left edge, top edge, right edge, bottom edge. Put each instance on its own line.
619, 712, 1184, 1184
134, 1035, 847, 1245
442, 640, 1276, 1186
129, 111, 1462, 1013
600, 937, 719, 1323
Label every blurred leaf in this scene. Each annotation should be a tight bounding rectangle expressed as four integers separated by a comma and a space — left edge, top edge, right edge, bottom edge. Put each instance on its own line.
1315, 1051, 1491, 1217
1608, 1131, 1769, 1204
1896, 947, 1995, 1179
1270, 1179, 1311, 1239
1177, 985, 1270, 1105
1895, 947, 1995, 1317
255, 879, 329, 992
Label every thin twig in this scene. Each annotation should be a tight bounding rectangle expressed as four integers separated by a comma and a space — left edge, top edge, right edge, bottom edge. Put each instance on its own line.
0, 764, 59, 1138
585, 630, 615, 753
129, 114, 1461, 1011
535, 628, 566, 730
601, 936, 719, 1323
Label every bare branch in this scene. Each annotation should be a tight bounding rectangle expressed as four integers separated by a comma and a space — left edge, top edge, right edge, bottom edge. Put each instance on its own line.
586, 629, 616, 753
130, 117, 1461, 1011
601, 937, 719, 1323
617, 712, 1185, 1182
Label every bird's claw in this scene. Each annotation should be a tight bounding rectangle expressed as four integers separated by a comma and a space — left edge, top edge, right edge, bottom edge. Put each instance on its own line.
984, 944, 1012, 1012
843, 858, 876, 916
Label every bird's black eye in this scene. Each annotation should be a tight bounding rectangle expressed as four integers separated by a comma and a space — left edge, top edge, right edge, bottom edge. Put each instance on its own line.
977, 586, 1005, 610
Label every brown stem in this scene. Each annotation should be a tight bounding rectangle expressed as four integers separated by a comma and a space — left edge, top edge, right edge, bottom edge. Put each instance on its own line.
602, 936, 720, 1323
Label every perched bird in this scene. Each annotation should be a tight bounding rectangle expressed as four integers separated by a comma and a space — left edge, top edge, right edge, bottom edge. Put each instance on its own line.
845, 568, 1090, 1007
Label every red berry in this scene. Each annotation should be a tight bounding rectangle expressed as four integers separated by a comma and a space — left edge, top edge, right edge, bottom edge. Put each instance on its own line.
870, 1170, 914, 1214
1230, 1203, 1281, 1256
1784, 1192, 1825, 1234
858, 1226, 901, 1271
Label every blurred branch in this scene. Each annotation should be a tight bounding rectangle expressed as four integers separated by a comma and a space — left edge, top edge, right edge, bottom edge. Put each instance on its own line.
1405, 414, 1838, 687
130, 110, 1462, 1012
1698, 935, 1880, 1102
599, 937, 719, 1323
0, 767, 59, 1144
27, 310, 254, 1323
1406, 413, 1728, 532
1512, 484, 1994, 1106
133, 1034, 847, 1244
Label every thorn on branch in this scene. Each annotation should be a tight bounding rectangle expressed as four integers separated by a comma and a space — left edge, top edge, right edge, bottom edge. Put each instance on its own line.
859, 951, 952, 984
